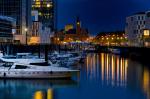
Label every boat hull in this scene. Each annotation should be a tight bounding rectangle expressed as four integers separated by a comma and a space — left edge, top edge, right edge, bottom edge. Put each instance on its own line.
0, 71, 74, 79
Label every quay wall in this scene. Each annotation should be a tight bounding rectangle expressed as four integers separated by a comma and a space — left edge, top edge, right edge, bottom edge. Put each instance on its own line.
95, 45, 150, 64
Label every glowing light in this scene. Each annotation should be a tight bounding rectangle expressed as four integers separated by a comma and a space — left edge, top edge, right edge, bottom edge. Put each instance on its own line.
28, 37, 40, 45
34, 91, 43, 99
25, 28, 28, 32
77, 22, 80, 25
144, 30, 150, 36
47, 3, 52, 8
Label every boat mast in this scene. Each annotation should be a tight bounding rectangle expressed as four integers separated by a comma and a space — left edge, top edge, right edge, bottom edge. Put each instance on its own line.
45, 44, 48, 64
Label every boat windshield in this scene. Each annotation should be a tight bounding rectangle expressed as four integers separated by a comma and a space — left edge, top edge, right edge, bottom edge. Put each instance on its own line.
15, 65, 28, 69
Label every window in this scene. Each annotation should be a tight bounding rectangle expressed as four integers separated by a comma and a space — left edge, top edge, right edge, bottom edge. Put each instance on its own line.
138, 16, 141, 20
141, 16, 144, 20
131, 17, 134, 21
140, 21, 142, 25
143, 21, 145, 24
138, 25, 140, 29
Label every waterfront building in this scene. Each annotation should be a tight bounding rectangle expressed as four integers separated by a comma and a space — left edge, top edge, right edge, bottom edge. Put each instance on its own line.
94, 31, 127, 46
0, 16, 16, 43
53, 17, 89, 44
142, 11, 150, 47
29, 11, 52, 45
125, 12, 146, 46
32, 0, 55, 31
29, 22, 51, 45
65, 24, 74, 32
0, 0, 32, 44
126, 11, 150, 47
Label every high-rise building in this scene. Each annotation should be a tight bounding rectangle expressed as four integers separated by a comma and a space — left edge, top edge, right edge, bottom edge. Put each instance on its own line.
32, 0, 55, 31
0, 0, 32, 35
0, 16, 16, 43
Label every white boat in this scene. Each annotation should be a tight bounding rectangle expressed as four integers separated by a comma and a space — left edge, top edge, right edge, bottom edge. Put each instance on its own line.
0, 53, 45, 64
0, 52, 58, 66
0, 52, 79, 79
108, 48, 121, 54
0, 63, 79, 79
49, 51, 86, 66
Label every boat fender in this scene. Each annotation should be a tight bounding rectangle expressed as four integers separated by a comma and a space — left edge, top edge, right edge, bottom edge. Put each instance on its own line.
4, 72, 6, 77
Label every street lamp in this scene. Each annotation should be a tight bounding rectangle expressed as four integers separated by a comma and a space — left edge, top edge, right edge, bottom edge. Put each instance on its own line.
47, 3, 52, 8
12, 32, 15, 44
25, 28, 28, 45
12, 29, 16, 44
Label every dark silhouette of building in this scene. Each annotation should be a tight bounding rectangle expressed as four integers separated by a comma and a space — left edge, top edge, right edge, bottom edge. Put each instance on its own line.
0, 16, 16, 43
0, 0, 32, 35
53, 17, 89, 44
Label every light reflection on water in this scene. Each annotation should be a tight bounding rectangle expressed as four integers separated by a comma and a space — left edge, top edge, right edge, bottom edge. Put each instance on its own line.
85, 53, 150, 99
0, 53, 150, 99
0, 79, 78, 99
143, 68, 150, 99
33, 89, 53, 99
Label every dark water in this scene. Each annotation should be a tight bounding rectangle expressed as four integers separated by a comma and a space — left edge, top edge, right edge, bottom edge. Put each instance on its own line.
0, 53, 150, 99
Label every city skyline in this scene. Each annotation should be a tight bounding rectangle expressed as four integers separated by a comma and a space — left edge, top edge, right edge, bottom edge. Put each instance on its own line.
58, 0, 150, 35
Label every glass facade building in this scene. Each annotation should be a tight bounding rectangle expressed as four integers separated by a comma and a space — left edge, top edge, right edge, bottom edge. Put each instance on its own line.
0, 0, 32, 35
0, 16, 15, 43
32, 0, 55, 31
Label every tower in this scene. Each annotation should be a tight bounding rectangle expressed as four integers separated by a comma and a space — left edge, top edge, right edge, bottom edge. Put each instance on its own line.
76, 17, 81, 34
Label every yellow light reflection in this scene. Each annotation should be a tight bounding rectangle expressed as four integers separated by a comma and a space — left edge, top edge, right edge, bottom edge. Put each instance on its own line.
47, 89, 53, 99
87, 53, 128, 88
34, 91, 44, 99
143, 68, 150, 99
117, 57, 120, 86
106, 54, 109, 84
111, 55, 115, 86
101, 53, 104, 81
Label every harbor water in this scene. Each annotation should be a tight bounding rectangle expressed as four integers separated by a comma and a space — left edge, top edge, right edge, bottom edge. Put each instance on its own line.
0, 53, 149, 99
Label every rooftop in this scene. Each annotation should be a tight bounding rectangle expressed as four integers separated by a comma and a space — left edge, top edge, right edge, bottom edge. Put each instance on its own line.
134, 12, 146, 15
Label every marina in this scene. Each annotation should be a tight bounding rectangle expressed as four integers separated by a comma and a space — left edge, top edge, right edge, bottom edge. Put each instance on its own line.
0, 53, 149, 99
0, 0, 150, 98
0, 51, 80, 79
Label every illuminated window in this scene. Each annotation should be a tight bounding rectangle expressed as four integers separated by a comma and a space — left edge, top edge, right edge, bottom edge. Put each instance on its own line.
144, 30, 150, 36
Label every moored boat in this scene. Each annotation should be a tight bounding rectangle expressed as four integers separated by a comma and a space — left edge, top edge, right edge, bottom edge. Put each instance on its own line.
0, 52, 79, 79
0, 62, 79, 79
108, 48, 121, 54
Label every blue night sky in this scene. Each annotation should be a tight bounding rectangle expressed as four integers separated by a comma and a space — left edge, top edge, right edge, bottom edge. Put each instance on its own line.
57, 0, 150, 35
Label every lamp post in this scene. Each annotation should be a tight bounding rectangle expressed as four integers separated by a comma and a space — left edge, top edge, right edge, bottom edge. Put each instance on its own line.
12, 32, 15, 44
25, 28, 28, 45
